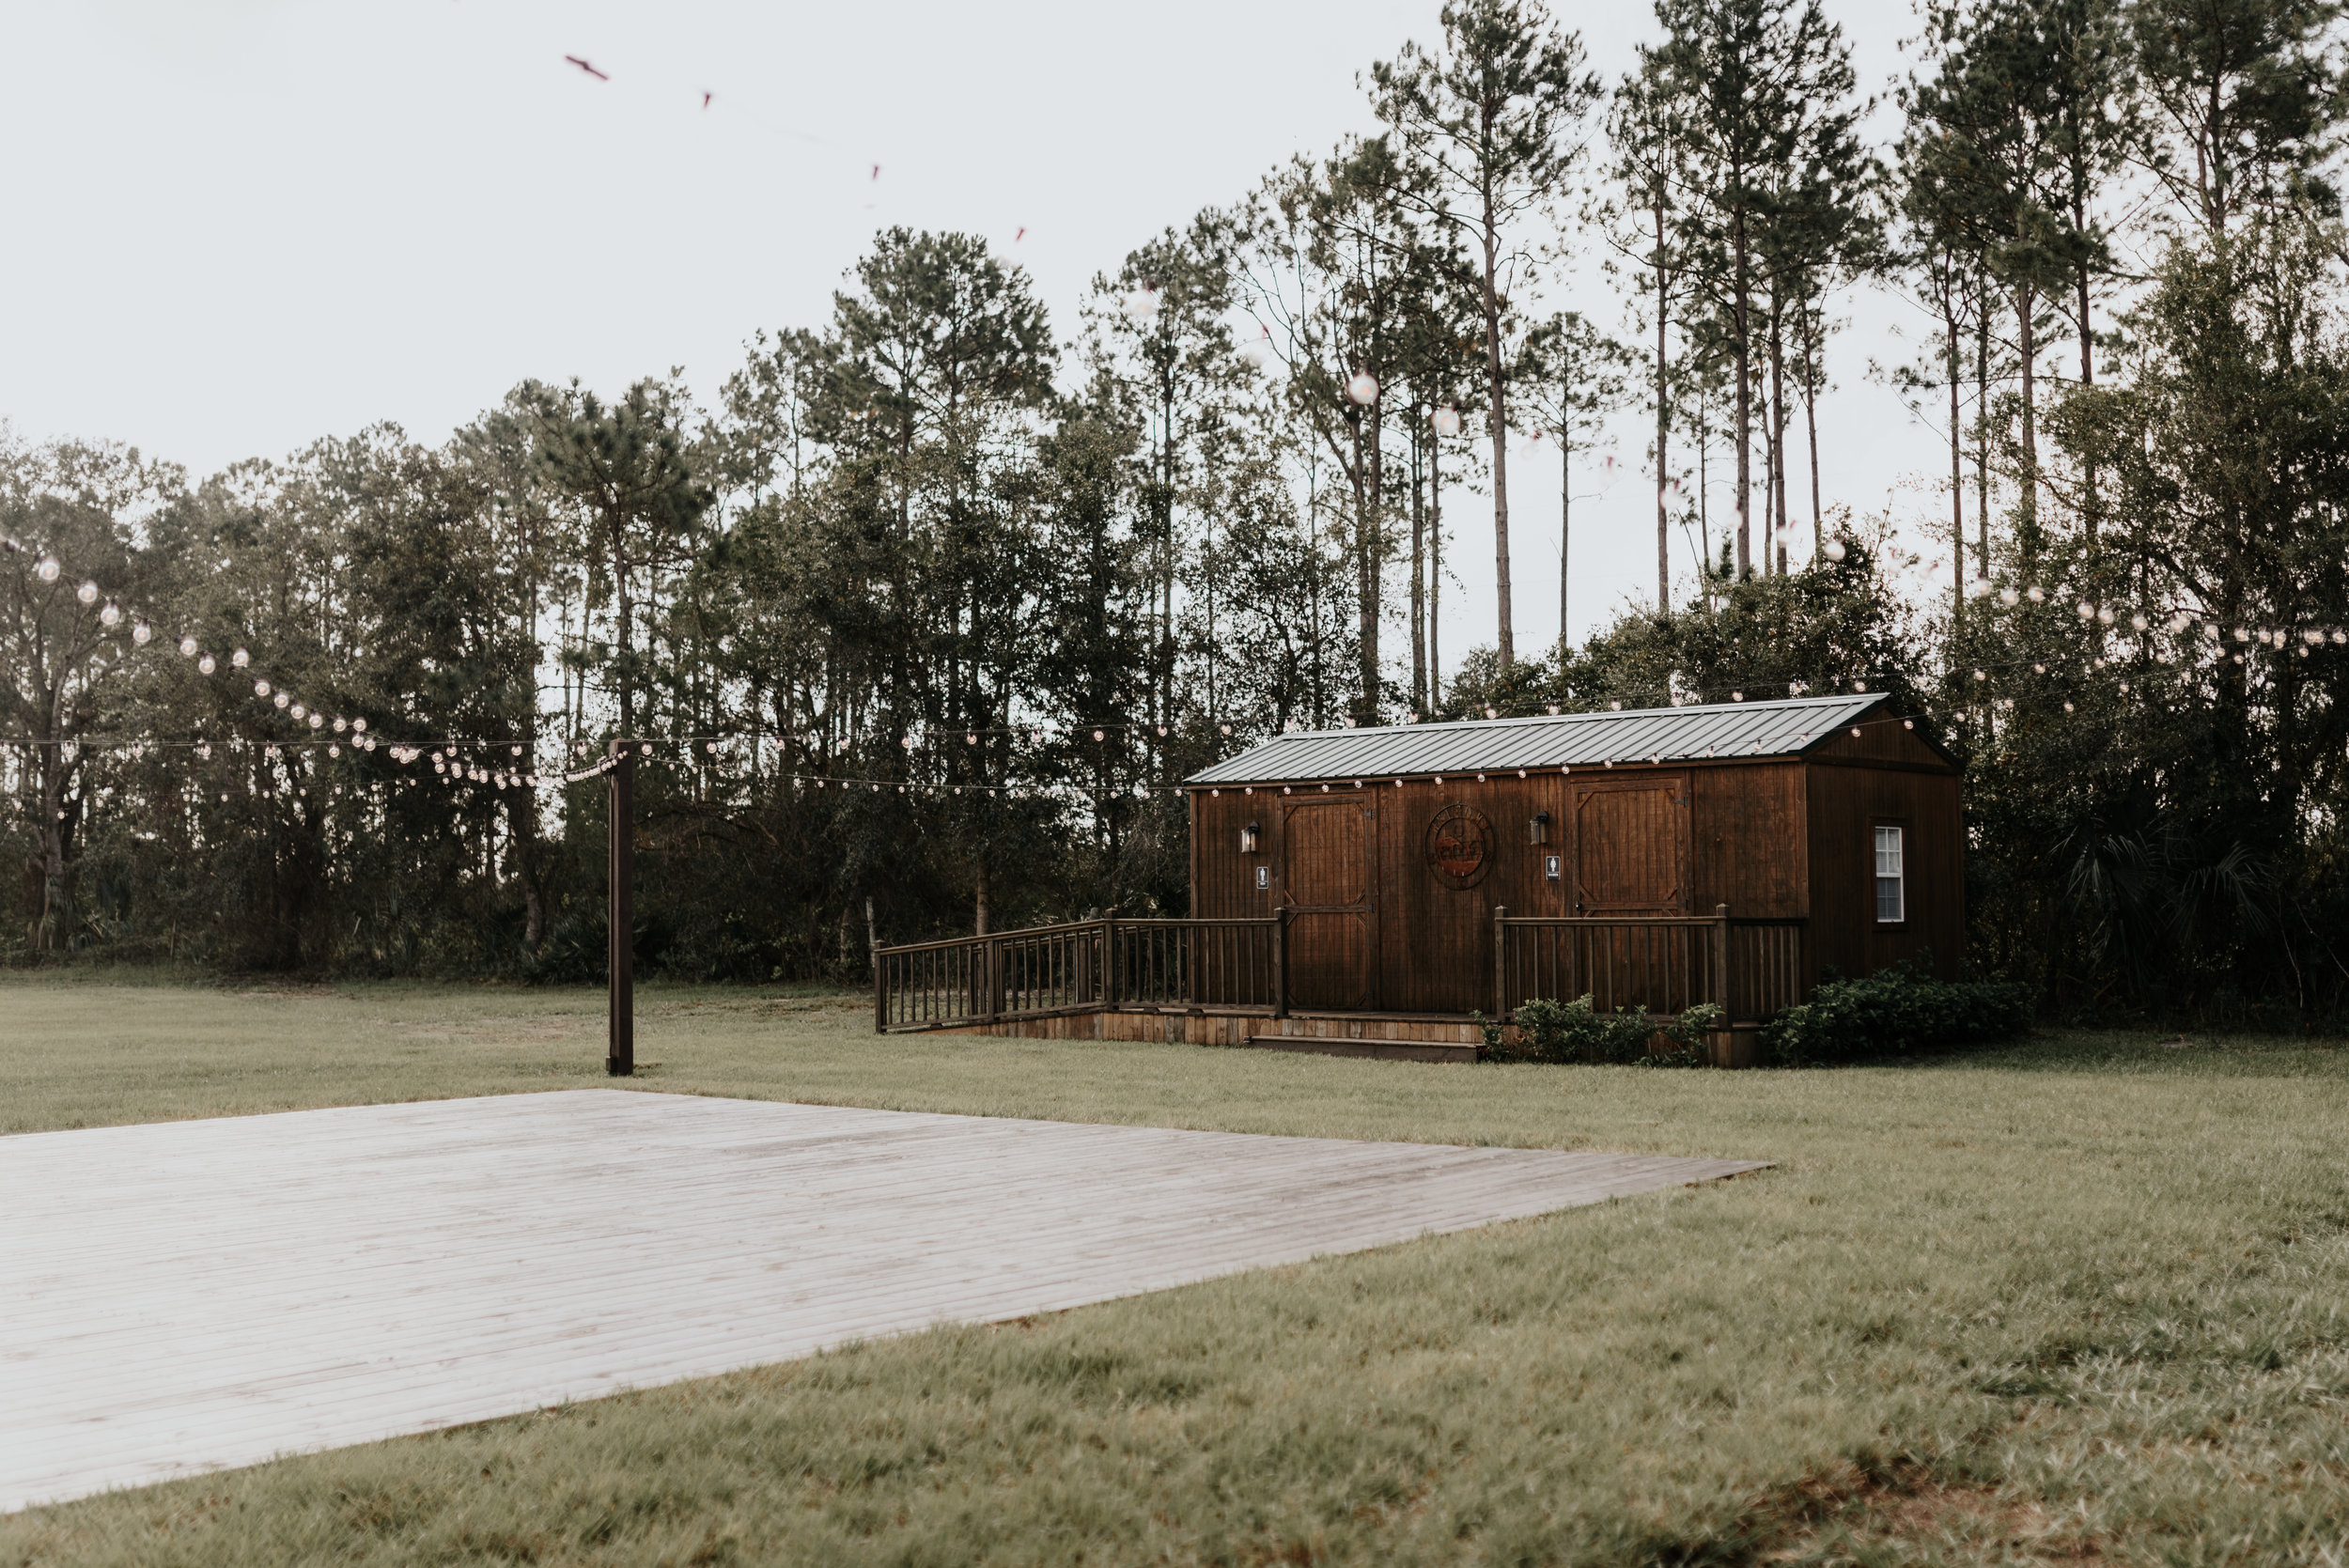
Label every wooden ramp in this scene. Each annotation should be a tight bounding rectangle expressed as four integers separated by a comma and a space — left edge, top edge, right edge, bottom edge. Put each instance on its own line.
0, 1091, 1766, 1513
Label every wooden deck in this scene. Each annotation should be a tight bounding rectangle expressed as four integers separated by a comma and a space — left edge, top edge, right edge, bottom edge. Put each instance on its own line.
0, 1091, 1766, 1513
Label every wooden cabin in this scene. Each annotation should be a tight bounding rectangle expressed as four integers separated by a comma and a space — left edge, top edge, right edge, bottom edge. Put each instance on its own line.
874, 694, 1962, 1062
1185, 693, 1963, 1017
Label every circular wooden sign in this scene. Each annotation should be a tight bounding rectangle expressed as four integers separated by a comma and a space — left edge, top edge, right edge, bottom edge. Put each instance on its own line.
1425, 802, 1495, 889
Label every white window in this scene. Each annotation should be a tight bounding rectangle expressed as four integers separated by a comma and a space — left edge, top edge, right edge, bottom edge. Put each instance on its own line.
1874, 826, 1906, 924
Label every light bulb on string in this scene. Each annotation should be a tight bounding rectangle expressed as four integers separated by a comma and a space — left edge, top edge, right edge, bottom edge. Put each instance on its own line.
1822, 538, 1847, 563
98, 601, 121, 627
76, 582, 99, 605
1346, 371, 1378, 406
37, 557, 60, 582
232, 649, 250, 668
197, 655, 215, 675
1237, 340, 1268, 371
1433, 406, 1461, 438
308, 713, 323, 729
290, 704, 305, 720
132, 620, 151, 644
179, 637, 198, 657
255, 680, 271, 697
2027, 586, 2045, 602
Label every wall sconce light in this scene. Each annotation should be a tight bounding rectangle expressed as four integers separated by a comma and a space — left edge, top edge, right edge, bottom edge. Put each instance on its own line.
1529, 810, 1551, 846
1239, 821, 1261, 854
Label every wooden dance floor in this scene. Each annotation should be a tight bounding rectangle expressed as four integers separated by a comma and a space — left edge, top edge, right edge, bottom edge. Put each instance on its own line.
1, 1090, 1766, 1511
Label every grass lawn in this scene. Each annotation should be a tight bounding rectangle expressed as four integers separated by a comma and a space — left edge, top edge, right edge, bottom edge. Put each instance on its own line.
3, 972, 2347, 1565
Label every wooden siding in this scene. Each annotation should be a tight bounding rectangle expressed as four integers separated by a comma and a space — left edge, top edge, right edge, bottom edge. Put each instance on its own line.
1807, 714, 1960, 771
1803, 761, 1965, 983
1688, 760, 1808, 918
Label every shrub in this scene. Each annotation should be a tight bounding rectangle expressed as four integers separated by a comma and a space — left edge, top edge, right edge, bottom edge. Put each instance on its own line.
1761, 962, 2032, 1066
1478, 998, 1726, 1067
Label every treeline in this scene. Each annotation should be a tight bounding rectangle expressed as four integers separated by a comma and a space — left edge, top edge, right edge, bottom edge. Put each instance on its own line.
9, 0, 2349, 1023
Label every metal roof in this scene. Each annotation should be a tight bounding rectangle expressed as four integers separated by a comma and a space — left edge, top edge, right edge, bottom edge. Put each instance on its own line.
1186, 693, 1900, 785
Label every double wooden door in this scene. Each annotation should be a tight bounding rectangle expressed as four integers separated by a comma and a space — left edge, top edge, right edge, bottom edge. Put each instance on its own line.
1280, 795, 1377, 1010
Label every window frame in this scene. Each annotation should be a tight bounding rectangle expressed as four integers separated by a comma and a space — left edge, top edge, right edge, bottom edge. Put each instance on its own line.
1871, 819, 1909, 927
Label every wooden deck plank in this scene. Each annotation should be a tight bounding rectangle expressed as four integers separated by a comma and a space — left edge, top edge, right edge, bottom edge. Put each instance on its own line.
0, 1092, 1766, 1512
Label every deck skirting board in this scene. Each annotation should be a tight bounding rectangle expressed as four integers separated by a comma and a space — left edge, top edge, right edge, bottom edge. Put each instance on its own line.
0, 1091, 1766, 1513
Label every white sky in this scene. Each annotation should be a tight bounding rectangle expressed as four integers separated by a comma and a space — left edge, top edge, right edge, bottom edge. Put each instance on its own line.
2, 0, 1955, 687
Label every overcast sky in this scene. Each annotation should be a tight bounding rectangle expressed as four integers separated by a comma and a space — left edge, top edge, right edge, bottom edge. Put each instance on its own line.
3, 0, 1953, 680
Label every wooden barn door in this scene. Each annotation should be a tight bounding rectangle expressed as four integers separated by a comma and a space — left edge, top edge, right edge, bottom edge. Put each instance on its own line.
1281, 795, 1377, 1010
1569, 776, 1691, 914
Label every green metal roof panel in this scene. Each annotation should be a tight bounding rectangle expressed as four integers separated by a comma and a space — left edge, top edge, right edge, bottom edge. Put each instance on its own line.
1185, 693, 1897, 785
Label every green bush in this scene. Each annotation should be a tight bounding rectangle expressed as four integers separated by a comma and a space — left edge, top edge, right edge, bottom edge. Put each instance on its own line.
1477, 997, 1725, 1067
1761, 962, 2032, 1066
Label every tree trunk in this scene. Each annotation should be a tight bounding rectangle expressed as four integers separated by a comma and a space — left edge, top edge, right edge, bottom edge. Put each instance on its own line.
2017, 283, 2038, 555
1733, 203, 1753, 578
1560, 418, 1572, 653
1768, 305, 1789, 575
1409, 422, 1426, 711
1975, 295, 1990, 572
1479, 175, 1515, 668
1947, 278, 1966, 627
1654, 194, 1672, 615
1802, 306, 1823, 550
974, 860, 990, 936
2076, 207, 2098, 561
1352, 409, 1379, 720
1429, 440, 1442, 707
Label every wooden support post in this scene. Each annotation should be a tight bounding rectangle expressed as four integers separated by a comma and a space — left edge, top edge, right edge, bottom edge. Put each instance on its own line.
1101, 908, 1119, 1009
1278, 912, 1290, 1018
607, 743, 634, 1077
1492, 905, 1508, 1020
987, 934, 1005, 1023
1712, 904, 1732, 1014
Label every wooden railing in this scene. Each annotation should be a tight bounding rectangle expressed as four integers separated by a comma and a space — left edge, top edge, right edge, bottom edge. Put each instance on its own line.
875, 915, 1283, 1032
1494, 907, 1805, 1024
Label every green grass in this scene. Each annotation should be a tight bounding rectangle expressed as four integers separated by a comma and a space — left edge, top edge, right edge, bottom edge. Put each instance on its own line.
4, 973, 2348, 1565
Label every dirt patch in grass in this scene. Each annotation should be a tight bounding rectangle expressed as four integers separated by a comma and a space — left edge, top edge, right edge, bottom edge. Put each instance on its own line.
1755, 1460, 2104, 1563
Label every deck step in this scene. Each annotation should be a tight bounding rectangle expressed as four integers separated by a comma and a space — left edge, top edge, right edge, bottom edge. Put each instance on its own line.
1239, 1035, 1480, 1064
